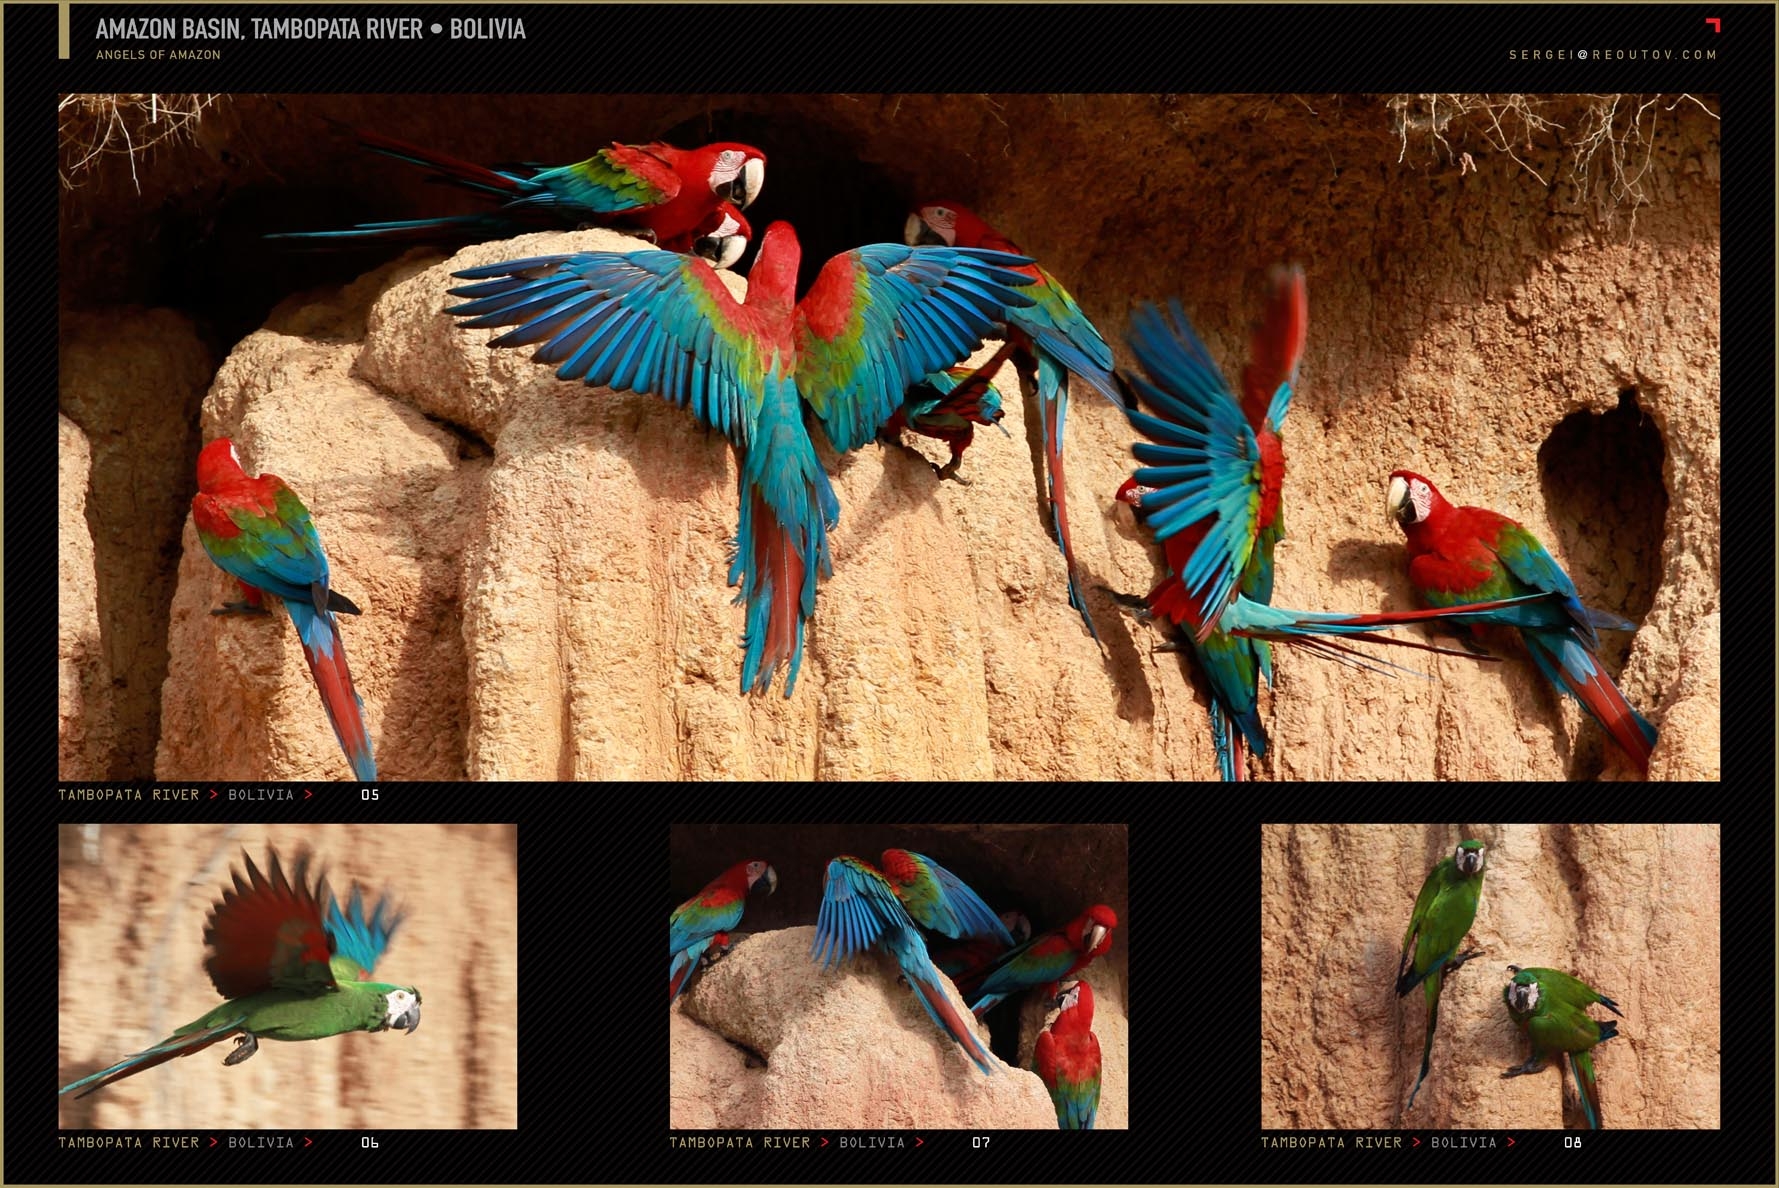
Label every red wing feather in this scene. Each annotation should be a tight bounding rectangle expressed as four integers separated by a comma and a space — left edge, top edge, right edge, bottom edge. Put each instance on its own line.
204, 848, 338, 999
1240, 266, 1308, 429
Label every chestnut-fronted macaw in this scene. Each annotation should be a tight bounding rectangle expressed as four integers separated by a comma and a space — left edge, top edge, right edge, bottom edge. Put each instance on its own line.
1398, 839, 1487, 1110
670, 860, 776, 1006
191, 437, 375, 781
958, 904, 1116, 1017
447, 221, 1036, 696
268, 124, 764, 264
1503, 964, 1623, 1129
58, 847, 420, 1098
1035, 979, 1101, 1129
1386, 470, 1658, 772
905, 201, 1118, 638
811, 852, 1006, 1074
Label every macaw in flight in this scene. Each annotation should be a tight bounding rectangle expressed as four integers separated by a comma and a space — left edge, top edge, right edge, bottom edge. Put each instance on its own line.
268, 123, 765, 265
1397, 839, 1487, 1110
447, 221, 1036, 697
59, 847, 420, 1098
1035, 979, 1102, 1129
191, 437, 375, 781
670, 860, 776, 1006
904, 201, 1120, 639
1386, 470, 1658, 772
1503, 964, 1623, 1128
811, 850, 1009, 1075
958, 904, 1116, 1017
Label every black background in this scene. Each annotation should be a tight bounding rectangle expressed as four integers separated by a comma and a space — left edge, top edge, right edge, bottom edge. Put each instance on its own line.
13, 0, 1773, 1183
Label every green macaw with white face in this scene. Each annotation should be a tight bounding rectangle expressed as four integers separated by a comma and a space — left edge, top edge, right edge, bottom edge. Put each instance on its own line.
1396, 838, 1487, 1110
58, 847, 421, 1099
1502, 965, 1623, 1129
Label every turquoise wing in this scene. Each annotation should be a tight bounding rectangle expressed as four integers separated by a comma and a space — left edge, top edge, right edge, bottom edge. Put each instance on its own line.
811, 857, 913, 970
795, 243, 1037, 453
448, 250, 763, 447
1012, 264, 1118, 403
521, 142, 680, 215
326, 883, 404, 981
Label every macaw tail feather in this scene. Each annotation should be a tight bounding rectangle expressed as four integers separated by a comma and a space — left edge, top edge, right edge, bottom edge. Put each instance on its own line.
1522, 628, 1657, 772
731, 398, 840, 698
332, 120, 533, 199
904, 966, 997, 1075
1034, 353, 1098, 643
284, 599, 377, 781
1209, 701, 1240, 781
59, 1018, 247, 1098
670, 943, 702, 1006
1405, 968, 1442, 1109
1569, 1050, 1603, 1129
266, 213, 524, 245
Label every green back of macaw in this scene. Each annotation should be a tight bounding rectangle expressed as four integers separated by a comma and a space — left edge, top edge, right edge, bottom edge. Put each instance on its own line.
173, 983, 411, 1044
1400, 840, 1486, 990
1504, 967, 1614, 1055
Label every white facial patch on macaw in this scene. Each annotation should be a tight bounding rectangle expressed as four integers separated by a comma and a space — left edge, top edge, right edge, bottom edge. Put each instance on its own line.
383, 988, 419, 1029
1055, 981, 1081, 1010
708, 152, 764, 209
1511, 980, 1540, 1012
920, 206, 959, 245
1455, 844, 1485, 875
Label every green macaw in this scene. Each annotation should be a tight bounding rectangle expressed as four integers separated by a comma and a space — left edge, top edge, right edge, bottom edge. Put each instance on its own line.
1502, 965, 1623, 1129
58, 847, 421, 1099
1396, 838, 1487, 1110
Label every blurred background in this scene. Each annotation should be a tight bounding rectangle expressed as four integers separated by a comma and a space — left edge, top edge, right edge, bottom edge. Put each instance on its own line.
56, 823, 518, 1128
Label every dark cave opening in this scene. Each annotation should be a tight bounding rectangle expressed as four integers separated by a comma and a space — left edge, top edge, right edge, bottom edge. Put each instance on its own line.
1534, 387, 1667, 655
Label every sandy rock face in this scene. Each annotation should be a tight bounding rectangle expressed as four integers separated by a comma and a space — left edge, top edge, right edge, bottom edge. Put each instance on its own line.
672, 926, 1056, 1129
59, 415, 114, 779
56, 823, 517, 1129
1260, 823, 1719, 1129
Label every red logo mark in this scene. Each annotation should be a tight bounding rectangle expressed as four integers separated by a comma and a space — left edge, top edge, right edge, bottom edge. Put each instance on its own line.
304, 788, 314, 799
1507, 1135, 1516, 1147
304, 1136, 313, 1147
1706, 17, 1720, 31
209, 1136, 218, 1148
209, 788, 219, 799
819, 1136, 828, 1148
915, 1136, 924, 1148
1411, 1136, 1421, 1148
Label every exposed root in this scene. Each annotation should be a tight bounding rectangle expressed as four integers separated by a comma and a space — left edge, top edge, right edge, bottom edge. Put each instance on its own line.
58, 93, 224, 192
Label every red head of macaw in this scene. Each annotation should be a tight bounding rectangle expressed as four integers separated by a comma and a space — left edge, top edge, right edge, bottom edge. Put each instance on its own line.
267, 128, 763, 269
959, 903, 1117, 1016
1386, 470, 1658, 771
670, 201, 751, 269
191, 438, 375, 781
902, 200, 1119, 639
448, 220, 1036, 697
670, 860, 775, 1005
1035, 979, 1102, 1129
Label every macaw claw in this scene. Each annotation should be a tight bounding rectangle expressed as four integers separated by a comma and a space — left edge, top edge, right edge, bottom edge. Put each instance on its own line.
210, 601, 273, 617
223, 1033, 259, 1066
933, 459, 971, 485
1501, 1055, 1544, 1078
1446, 947, 1486, 974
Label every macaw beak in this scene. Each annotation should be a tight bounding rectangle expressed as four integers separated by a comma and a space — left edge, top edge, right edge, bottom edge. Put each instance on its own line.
1386, 475, 1410, 525
760, 865, 778, 896
904, 213, 947, 248
695, 232, 748, 271
1084, 921, 1108, 952
395, 1001, 421, 1034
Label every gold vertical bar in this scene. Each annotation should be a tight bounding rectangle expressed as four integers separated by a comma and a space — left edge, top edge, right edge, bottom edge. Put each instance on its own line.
59, 1, 72, 59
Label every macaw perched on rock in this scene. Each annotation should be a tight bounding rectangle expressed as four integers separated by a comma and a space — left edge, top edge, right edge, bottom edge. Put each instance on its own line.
905, 201, 1119, 638
933, 909, 1030, 981
191, 438, 376, 781
59, 847, 420, 1098
1035, 980, 1101, 1130
811, 853, 1007, 1075
1503, 965, 1623, 1129
670, 860, 776, 1006
269, 125, 764, 257
958, 904, 1116, 1017
1386, 470, 1658, 772
447, 221, 1036, 696
1397, 839, 1487, 1111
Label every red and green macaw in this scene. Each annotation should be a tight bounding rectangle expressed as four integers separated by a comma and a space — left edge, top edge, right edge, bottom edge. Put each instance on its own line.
811, 851, 1009, 1075
1386, 470, 1658, 772
191, 438, 376, 781
1035, 979, 1101, 1130
958, 903, 1116, 1017
669, 859, 776, 1006
59, 847, 419, 1098
904, 202, 1119, 639
448, 221, 1036, 696
268, 124, 765, 264
1503, 965, 1623, 1129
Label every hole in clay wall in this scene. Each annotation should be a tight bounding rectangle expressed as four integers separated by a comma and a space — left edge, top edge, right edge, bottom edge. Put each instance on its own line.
1534, 387, 1667, 767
